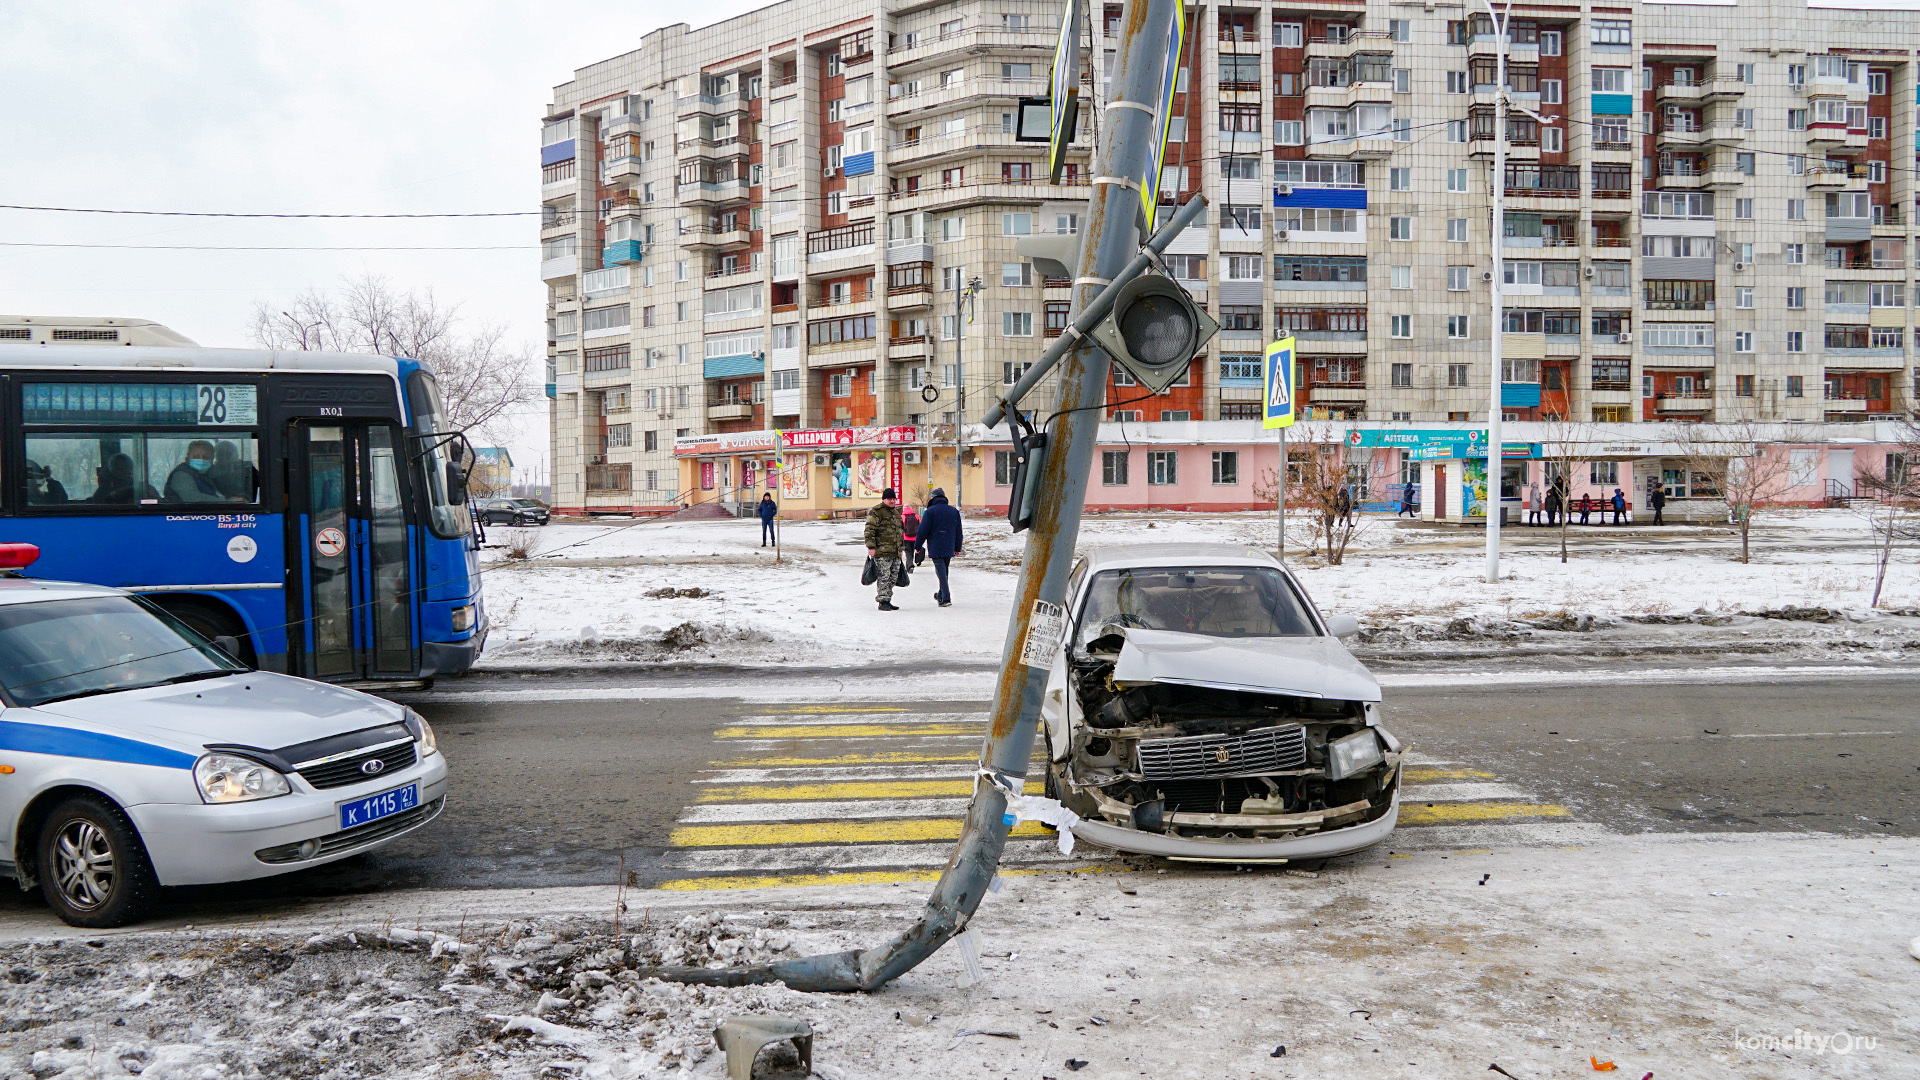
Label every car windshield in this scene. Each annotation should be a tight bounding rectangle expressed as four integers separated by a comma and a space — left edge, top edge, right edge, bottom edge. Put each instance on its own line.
0, 595, 243, 708
1075, 565, 1318, 647
511, 500, 542, 509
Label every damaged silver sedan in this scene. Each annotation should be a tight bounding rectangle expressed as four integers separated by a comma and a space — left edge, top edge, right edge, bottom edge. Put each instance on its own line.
1040, 543, 1402, 861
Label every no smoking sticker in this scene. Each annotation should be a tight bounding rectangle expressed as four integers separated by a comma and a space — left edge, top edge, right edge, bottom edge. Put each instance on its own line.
226, 535, 257, 563
314, 527, 347, 557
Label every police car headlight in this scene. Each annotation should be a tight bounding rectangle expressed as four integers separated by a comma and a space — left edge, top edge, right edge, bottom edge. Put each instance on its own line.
404, 708, 439, 757
195, 753, 291, 804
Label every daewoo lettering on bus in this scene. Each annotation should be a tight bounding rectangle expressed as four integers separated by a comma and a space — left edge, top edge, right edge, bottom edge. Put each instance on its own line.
0, 317, 486, 687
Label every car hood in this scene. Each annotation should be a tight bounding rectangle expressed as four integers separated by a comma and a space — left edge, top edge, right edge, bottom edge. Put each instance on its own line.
29, 672, 406, 752
1109, 628, 1382, 702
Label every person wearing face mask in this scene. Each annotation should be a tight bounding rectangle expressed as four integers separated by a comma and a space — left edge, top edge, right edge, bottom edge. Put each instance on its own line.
165, 440, 229, 504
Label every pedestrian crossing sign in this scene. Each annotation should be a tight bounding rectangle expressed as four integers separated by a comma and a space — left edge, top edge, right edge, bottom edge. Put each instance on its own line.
1264, 337, 1296, 429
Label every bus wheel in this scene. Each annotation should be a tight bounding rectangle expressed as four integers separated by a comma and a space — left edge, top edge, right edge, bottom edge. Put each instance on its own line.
154, 598, 257, 668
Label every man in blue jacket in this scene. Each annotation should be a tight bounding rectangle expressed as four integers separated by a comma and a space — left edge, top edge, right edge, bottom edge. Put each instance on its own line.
914, 488, 964, 608
756, 491, 778, 546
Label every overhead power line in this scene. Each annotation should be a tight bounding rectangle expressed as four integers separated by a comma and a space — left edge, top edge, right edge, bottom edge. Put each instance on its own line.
0, 242, 534, 251
0, 204, 538, 219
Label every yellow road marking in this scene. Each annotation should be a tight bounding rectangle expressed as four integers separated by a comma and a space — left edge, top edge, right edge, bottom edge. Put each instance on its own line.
715, 723, 984, 739
764, 705, 910, 714
1402, 768, 1497, 781
712, 751, 983, 767
1399, 802, 1570, 824
697, 779, 976, 803
670, 819, 1051, 847
654, 864, 1115, 892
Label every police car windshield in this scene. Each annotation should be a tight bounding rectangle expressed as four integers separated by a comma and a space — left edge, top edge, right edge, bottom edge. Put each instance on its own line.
0, 595, 243, 708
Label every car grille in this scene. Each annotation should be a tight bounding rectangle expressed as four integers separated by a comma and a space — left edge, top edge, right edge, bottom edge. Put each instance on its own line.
297, 742, 418, 790
1146, 777, 1276, 815
255, 797, 444, 865
1135, 724, 1308, 780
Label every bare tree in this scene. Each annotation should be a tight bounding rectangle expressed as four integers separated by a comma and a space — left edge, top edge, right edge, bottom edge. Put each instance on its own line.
1670, 418, 1794, 564
249, 274, 536, 443
1538, 416, 1597, 564
1852, 412, 1920, 607
1250, 423, 1363, 564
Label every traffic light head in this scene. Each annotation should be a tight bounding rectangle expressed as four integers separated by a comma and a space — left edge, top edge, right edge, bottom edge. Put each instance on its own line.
1086, 269, 1217, 394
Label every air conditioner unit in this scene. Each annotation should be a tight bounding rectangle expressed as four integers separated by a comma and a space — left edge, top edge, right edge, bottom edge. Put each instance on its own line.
813, 453, 830, 466
650, 348, 666, 359
1583, 266, 1595, 278
1275, 183, 1293, 195
1733, 261, 1747, 271
1276, 229, 1289, 241
1481, 270, 1495, 282
1618, 332, 1633, 343
822, 166, 838, 178
903, 449, 922, 464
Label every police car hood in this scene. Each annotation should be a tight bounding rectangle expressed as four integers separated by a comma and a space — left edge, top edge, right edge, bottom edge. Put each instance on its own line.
31, 672, 406, 751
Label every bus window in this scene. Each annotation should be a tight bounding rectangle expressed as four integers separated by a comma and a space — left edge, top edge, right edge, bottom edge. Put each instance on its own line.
25, 433, 258, 508
405, 371, 471, 539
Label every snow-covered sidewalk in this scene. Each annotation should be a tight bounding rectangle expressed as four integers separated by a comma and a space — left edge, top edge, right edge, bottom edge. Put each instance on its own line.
4, 832, 1914, 1078
472, 511, 1920, 668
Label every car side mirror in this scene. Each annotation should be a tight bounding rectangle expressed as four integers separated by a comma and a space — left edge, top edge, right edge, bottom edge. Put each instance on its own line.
212, 634, 243, 662
1324, 614, 1360, 639
446, 461, 469, 503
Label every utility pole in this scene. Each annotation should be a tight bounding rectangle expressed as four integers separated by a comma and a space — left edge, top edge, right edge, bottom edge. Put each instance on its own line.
633, 0, 1187, 992
953, 276, 982, 505
1484, 0, 1509, 584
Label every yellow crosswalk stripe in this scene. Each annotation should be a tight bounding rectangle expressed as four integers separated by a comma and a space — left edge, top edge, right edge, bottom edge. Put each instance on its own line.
696, 779, 976, 803
1402, 767, 1497, 781
670, 819, 1052, 847
1399, 802, 1570, 824
655, 864, 1114, 892
713, 751, 983, 767
715, 723, 984, 739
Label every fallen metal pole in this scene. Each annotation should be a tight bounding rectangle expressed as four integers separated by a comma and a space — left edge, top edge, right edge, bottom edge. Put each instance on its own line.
639, 0, 1184, 993
982, 192, 1207, 430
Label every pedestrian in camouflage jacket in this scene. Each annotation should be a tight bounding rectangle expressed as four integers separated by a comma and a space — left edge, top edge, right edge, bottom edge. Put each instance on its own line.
864, 487, 905, 610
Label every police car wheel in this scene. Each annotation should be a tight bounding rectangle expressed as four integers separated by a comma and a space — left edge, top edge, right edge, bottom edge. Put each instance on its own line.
37, 796, 159, 928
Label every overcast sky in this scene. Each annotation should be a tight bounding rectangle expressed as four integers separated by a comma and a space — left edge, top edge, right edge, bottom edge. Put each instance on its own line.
0, 1, 761, 481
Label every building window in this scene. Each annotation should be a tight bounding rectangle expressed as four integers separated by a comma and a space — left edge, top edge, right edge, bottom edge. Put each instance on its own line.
1389, 216, 1413, 240
1390, 314, 1411, 338
1001, 262, 1031, 287
1391, 362, 1412, 387
1786, 376, 1804, 398
1003, 361, 1032, 384
1446, 218, 1468, 242
1102, 451, 1129, 486
1447, 315, 1470, 339
829, 373, 853, 397
1210, 451, 1239, 485
1786, 331, 1804, 353
1001, 212, 1033, 235
1160, 410, 1191, 421
1736, 375, 1755, 397
1786, 287, 1806, 309
1590, 461, 1619, 486
994, 451, 1015, 486
1002, 311, 1034, 336
1146, 451, 1178, 485
1220, 306, 1262, 331
1734, 331, 1753, 352
1391, 265, 1412, 290
1447, 363, 1470, 387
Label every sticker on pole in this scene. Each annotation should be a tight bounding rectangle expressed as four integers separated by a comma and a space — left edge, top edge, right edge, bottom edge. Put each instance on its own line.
314, 527, 347, 558
1019, 599, 1066, 668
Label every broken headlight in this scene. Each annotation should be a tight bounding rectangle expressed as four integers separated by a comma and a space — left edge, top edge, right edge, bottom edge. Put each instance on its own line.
1326, 729, 1385, 780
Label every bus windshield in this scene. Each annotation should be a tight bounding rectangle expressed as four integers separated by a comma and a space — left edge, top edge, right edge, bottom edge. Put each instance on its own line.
406, 370, 472, 539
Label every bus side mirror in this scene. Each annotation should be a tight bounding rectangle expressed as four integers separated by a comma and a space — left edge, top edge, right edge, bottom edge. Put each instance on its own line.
446, 461, 469, 503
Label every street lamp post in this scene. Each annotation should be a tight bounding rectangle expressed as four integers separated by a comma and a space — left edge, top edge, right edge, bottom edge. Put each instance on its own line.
1484, 0, 1508, 585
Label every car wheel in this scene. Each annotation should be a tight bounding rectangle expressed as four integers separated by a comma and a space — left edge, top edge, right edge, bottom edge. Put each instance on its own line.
37, 795, 160, 928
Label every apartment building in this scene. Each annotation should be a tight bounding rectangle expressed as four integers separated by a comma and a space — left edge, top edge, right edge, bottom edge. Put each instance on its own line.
543, 0, 1920, 514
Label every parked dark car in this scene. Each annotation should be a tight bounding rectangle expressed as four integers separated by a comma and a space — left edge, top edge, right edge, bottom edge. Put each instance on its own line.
478, 498, 551, 526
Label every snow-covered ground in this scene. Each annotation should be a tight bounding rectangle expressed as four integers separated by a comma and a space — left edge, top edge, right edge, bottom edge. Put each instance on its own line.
472, 510, 1920, 667
5, 832, 1914, 1078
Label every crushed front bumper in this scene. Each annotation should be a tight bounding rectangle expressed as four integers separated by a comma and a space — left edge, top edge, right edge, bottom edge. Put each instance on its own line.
1071, 788, 1400, 861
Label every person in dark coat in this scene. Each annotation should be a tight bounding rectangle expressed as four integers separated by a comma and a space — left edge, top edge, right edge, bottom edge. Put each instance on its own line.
913, 487, 964, 608
1578, 492, 1593, 525
1544, 485, 1562, 527
1649, 485, 1667, 525
756, 491, 778, 546
1610, 487, 1627, 525
1397, 486, 1417, 518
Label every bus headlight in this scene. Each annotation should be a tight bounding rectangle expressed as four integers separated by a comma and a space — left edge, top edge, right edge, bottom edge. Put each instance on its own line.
450, 605, 476, 633
194, 753, 291, 804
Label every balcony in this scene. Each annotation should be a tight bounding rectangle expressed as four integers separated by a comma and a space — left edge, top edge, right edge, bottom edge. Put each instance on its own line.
676, 92, 746, 119
1309, 384, 1367, 403
1306, 134, 1396, 160
679, 178, 752, 206
1654, 392, 1714, 414
1656, 127, 1706, 151
1305, 81, 1394, 110
1822, 391, 1870, 413
1654, 172, 1709, 191
1306, 29, 1393, 60
1806, 165, 1856, 190
886, 20, 1057, 70
540, 255, 579, 282
1807, 123, 1850, 149
605, 155, 646, 186
706, 401, 756, 421
1706, 167, 1749, 188
1702, 123, 1748, 147
888, 335, 931, 361
603, 240, 644, 266
704, 264, 760, 287
683, 226, 752, 248
680, 136, 751, 161
886, 76, 1049, 118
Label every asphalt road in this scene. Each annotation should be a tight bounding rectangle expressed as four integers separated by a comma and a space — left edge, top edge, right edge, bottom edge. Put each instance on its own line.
132, 665, 1920, 903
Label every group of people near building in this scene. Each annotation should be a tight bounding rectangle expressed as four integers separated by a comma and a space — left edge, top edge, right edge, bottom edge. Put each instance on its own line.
1522, 482, 1641, 527
755, 487, 964, 611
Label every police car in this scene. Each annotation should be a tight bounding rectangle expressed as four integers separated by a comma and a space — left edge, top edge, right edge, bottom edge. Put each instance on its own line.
0, 545, 447, 927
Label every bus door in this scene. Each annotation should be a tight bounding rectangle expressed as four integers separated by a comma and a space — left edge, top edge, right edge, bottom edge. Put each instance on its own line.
287, 422, 416, 680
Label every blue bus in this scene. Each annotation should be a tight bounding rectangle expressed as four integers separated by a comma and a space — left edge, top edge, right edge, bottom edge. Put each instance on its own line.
0, 339, 486, 686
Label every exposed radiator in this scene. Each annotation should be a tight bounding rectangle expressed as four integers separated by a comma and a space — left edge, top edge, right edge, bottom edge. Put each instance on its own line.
1134, 724, 1308, 780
